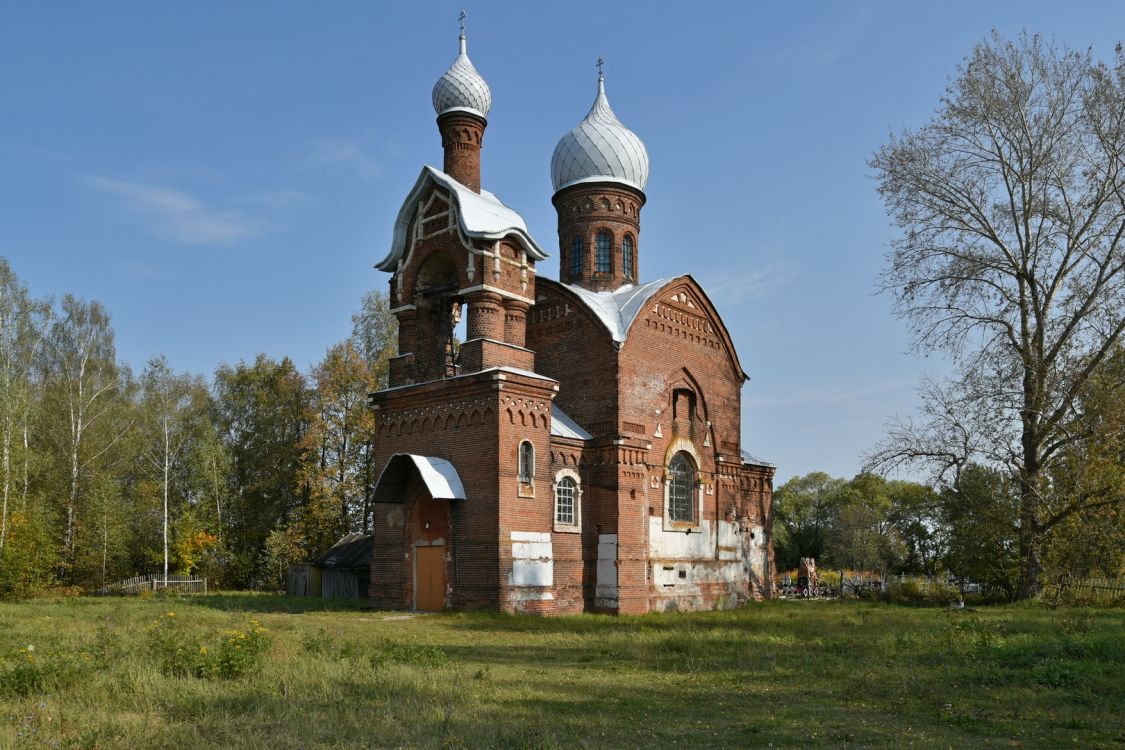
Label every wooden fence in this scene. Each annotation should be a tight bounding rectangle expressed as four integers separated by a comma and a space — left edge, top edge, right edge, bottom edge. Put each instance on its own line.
97, 574, 208, 596
1052, 576, 1125, 599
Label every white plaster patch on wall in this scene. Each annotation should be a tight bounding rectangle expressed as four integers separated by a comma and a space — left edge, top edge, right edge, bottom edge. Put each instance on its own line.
595, 534, 618, 607
648, 517, 715, 558
511, 531, 550, 542
510, 530, 553, 587
510, 590, 555, 602
743, 523, 767, 582
716, 520, 743, 561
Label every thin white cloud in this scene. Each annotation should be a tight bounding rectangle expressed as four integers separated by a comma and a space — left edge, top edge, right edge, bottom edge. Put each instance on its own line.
700, 264, 798, 305
81, 176, 261, 245
305, 138, 382, 178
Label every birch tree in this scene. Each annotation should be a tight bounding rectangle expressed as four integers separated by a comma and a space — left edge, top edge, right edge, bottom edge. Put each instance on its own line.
43, 295, 130, 579
140, 356, 207, 583
868, 33, 1125, 597
0, 261, 50, 560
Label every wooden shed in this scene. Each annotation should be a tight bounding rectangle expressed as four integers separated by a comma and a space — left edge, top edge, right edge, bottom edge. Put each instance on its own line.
286, 533, 372, 599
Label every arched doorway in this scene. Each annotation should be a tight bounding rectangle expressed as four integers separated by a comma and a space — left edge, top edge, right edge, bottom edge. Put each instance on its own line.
372, 454, 467, 611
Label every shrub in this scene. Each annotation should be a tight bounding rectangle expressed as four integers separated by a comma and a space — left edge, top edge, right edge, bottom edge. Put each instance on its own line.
0, 643, 96, 698
148, 611, 270, 679
885, 579, 959, 607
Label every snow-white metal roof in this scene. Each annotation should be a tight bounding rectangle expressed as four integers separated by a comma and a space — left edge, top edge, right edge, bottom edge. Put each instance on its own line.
562, 278, 669, 345
373, 454, 467, 503
432, 33, 491, 119
551, 76, 649, 193
550, 405, 592, 440
741, 450, 775, 468
377, 166, 547, 272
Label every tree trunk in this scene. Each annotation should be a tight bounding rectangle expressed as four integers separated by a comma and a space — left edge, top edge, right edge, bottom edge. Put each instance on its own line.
163, 417, 170, 584
0, 409, 10, 556
1017, 488, 1042, 599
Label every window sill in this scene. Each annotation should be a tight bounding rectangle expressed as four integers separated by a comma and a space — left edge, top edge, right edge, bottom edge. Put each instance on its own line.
553, 522, 581, 534
517, 482, 535, 498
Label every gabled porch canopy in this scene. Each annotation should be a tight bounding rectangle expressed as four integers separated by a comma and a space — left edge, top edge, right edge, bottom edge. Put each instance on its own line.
372, 454, 467, 504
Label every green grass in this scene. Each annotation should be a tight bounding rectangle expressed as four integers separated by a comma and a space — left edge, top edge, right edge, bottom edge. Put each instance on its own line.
0, 595, 1121, 748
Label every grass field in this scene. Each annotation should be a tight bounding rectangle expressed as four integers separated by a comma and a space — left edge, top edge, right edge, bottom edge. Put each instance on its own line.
0, 595, 1121, 749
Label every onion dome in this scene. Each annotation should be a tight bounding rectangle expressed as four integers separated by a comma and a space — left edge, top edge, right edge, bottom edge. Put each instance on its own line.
431, 29, 492, 119
550, 72, 649, 193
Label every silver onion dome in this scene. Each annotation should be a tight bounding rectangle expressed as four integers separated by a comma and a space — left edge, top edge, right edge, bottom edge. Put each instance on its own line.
550, 73, 649, 193
432, 30, 492, 119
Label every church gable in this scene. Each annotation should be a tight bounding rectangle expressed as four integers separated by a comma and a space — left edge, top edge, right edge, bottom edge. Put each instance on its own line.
628, 277, 747, 383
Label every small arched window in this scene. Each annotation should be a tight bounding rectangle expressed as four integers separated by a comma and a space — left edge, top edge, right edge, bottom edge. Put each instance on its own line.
518, 440, 535, 483
595, 231, 612, 273
623, 235, 635, 279
668, 452, 695, 523
555, 475, 577, 526
570, 236, 583, 277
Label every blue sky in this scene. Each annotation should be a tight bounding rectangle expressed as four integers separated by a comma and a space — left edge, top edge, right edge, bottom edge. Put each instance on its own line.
2, 1, 1123, 483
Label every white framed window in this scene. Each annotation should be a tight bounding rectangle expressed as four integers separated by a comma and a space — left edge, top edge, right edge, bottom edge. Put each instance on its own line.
518, 440, 535, 484
553, 468, 581, 532
667, 451, 697, 524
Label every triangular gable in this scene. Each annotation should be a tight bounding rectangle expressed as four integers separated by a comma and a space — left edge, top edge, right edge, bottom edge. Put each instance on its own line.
626, 275, 749, 383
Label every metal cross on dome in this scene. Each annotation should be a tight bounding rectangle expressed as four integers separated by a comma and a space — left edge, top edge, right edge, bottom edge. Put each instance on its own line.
596, 57, 605, 80
459, 10, 466, 35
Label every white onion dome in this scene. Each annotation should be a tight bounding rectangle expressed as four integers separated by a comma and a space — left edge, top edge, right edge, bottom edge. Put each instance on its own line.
551, 75, 649, 193
432, 33, 492, 119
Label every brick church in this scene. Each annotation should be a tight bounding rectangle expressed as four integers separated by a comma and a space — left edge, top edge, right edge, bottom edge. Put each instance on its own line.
367, 23, 775, 614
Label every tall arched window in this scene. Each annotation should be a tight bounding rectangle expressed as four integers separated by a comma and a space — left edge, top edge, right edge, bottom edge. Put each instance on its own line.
622, 234, 635, 279
570, 236, 583, 277
595, 231, 612, 273
518, 440, 535, 483
555, 476, 577, 525
668, 452, 695, 523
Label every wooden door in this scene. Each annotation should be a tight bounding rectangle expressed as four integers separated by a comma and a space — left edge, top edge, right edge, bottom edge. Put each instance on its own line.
414, 545, 445, 611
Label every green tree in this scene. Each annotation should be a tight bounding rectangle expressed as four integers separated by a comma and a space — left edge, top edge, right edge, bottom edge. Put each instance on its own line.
213, 355, 310, 585
40, 296, 134, 583
139, 356, 210, 582
1042, 346, 1125, 578
822, 474, 908, 575
0, 260, 50, 565
941, 464, 1020, 597
868, 33, 1125, 597
772, 472, 846, 570
351, 290, 397, 389
296, 341, 378, 556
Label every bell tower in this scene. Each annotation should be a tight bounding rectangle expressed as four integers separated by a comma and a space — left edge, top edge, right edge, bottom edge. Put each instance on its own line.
379, 18, 547, 387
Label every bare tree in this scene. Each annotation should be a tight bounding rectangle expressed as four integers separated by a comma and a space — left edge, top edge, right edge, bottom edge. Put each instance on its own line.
867, 33, 1125, 598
